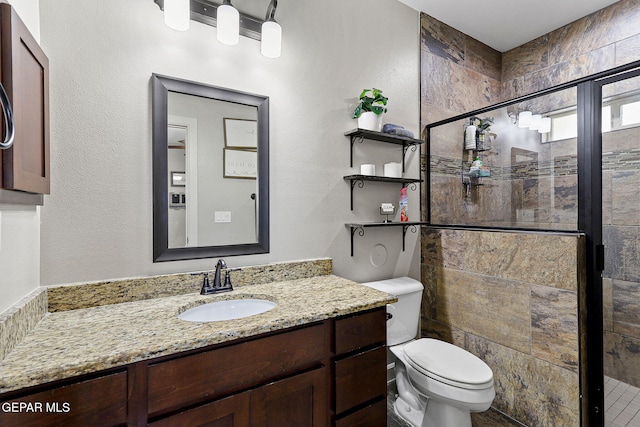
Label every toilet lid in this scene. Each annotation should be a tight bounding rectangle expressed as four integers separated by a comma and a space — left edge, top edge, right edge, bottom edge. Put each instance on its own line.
403, 339, 493, 389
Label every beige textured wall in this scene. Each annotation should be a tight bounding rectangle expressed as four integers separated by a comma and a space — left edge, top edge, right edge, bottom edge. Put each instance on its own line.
37, 0, 421, 287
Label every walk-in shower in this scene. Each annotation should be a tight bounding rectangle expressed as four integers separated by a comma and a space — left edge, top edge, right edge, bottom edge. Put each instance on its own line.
424, 60, 640, 426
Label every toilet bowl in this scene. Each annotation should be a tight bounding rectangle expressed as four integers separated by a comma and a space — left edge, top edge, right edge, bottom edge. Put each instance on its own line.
362, 278, 495, 427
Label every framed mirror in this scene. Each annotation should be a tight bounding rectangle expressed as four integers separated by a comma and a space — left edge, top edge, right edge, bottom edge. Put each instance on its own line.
152, 74, 269, 262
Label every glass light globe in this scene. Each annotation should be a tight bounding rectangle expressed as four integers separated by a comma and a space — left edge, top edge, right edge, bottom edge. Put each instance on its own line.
164, 0, 190, 31
261, 20, 282, 58
217, 4, 239, 45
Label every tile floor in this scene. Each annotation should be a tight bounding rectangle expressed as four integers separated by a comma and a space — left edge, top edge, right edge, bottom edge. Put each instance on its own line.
605, 376, 640, 427
387, 376, 640, 426
386, 380, 524, 427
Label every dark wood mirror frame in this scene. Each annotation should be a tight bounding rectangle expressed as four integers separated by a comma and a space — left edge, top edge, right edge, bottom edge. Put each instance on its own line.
151, 74, 269, 262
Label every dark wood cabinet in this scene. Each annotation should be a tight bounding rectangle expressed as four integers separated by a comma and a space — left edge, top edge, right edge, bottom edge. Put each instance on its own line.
149, 367, 327, 427
335, 400, 387, 427
333, 308, 387, 426
0, 3, 50, 194
148, 392, 251, 427
0, 371, 127, 427
251, 367, 328, 427
147, 322, 329, 419
0, 308, 386, 427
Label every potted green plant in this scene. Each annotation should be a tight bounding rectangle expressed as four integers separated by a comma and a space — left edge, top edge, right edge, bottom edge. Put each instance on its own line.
353, 88, 388, 131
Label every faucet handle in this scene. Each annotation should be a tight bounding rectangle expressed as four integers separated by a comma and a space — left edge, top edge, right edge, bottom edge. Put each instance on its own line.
200, 272, 212, 295
223, 268, 241, 289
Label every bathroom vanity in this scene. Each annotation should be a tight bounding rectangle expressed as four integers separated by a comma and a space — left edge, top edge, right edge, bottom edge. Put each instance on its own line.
0, 273, 392, 427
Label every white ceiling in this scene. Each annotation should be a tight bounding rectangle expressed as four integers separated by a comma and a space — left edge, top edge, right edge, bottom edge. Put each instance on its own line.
398, 0, 622, 52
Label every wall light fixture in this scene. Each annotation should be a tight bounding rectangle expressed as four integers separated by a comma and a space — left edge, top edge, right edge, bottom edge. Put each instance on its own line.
517, 111, 532, 128
163, 0, 190, 31
155, 0, 283, 58
512, 109, 551, 134
529, 114, 542, 131
538, 117, 552, 134
216, 0, 239, 45
261, 0, 282, 58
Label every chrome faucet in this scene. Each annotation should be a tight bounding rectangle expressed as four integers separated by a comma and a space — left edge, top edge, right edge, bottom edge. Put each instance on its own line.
200, 259, 233, 295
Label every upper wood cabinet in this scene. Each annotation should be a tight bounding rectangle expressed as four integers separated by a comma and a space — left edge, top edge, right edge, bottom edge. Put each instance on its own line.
0, 3, 50, 194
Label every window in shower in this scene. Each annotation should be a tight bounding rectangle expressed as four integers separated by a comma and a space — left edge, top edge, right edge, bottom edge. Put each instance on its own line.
426, 86, 578, 231
545, 90, 640, 142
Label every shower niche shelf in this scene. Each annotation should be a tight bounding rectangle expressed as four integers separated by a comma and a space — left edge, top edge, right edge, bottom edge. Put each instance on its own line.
463, 146, 492, 188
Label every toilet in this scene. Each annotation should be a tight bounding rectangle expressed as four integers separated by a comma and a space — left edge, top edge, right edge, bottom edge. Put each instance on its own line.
362, 277, 495, 427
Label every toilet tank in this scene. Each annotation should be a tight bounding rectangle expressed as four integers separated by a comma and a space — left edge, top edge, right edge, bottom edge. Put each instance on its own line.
362, 277, 424, 346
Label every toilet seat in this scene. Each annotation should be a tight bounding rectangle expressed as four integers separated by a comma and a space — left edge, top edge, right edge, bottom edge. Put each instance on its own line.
403, 339, 493, 390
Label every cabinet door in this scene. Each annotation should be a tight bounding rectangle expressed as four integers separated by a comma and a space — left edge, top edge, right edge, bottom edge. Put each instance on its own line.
148, 392, 250, 427
0, 3, 50, 194
335, 346, 386, 415
0, 371, 127, 427
251, 367, 328, 427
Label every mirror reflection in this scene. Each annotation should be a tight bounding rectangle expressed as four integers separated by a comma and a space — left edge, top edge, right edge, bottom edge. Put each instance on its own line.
167, 93, 259, 248
152, 74, 269, 262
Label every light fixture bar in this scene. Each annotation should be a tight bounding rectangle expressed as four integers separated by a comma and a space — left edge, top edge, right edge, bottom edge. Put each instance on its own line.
154, 0, 264, 41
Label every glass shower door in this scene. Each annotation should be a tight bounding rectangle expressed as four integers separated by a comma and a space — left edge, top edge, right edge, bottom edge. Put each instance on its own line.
601, 73, 640, 427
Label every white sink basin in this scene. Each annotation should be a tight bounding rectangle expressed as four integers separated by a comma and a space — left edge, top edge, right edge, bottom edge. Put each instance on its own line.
178, 299, 277, 322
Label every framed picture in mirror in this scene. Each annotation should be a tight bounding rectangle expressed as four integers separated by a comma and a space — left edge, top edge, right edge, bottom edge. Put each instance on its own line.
171, 171, 185, 186
224, 118, 258, 148
224, 148, 257, 179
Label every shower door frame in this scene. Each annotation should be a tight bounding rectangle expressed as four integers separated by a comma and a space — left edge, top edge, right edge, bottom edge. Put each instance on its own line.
580, 63, 640, 426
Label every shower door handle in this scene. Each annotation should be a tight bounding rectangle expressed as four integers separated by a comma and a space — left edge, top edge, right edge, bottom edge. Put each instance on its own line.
596, 244, 605, 272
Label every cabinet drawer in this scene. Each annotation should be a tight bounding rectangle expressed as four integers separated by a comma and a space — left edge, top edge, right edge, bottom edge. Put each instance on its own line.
0, 371, 127, 427
335, 308, 385, 355
148, 322, 329, 417
335, 346, 386, 415
335, 398, 386, 427
149, 392, 250, 427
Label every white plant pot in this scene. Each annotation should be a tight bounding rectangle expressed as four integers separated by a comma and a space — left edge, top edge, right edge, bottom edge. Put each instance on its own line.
357, 111, 383, 132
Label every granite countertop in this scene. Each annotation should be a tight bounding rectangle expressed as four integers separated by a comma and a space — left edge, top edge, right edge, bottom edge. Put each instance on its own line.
0, 275, 395, 395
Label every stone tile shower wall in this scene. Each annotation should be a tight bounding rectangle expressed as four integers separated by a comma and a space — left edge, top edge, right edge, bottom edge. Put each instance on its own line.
420, 14, 503, 227
501, 0, 640, 100
420, 1, 640, 425
602, 126, 640, 388
420, 14, 501, 126
421, 229, 584, 426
